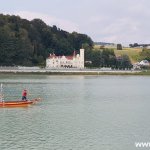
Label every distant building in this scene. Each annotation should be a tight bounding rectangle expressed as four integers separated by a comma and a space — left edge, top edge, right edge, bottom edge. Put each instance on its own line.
46, 49, 84, 69
133, 60, 149, 70
139, 60, 149, 66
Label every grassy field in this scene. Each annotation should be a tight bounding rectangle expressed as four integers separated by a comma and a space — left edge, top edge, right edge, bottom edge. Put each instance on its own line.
114, 48, 142, 63
94, 45, 142, 63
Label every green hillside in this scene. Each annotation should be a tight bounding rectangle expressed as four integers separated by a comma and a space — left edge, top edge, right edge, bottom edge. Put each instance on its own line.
114, 48, 142, 63
0, 14, 93, 66
94, 45, 142, 63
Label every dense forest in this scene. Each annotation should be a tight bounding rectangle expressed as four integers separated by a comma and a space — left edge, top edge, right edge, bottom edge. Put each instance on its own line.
0, 14, 93, 66
84, 45, 132, 69
0, 14, 133, 69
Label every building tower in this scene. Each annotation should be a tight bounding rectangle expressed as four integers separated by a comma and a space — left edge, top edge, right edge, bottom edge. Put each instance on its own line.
80, 49, 84, 68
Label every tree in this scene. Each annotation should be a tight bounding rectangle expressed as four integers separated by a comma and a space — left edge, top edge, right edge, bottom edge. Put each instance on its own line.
117, 44, 122, 50
101, 49, 116, 67
140, 48, 150, 61
0, 14, 93, 66
116, 55, 132, 69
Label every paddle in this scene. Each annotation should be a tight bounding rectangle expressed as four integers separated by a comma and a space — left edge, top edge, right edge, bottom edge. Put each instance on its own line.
0, 83, 4, 102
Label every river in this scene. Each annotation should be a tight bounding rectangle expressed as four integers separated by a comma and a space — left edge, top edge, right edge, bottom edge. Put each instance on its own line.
0, 74, 150, 150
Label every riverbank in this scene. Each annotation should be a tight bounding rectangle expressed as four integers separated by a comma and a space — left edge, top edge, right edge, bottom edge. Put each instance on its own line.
0, 68, 148, 75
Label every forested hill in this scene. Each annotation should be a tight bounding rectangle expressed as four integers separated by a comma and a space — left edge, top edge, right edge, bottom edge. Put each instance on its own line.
0, 14, 93, 66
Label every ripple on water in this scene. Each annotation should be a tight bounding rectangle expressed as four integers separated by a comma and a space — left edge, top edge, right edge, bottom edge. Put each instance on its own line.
0, 75, 150, 150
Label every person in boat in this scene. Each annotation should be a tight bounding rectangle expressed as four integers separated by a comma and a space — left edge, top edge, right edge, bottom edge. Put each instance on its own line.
22, 89, 27, 101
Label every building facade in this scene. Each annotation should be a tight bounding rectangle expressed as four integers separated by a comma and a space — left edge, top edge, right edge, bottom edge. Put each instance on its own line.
46, 49, 84, 69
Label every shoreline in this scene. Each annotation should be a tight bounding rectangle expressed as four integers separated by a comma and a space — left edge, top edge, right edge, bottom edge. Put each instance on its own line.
0, 68, 148, 75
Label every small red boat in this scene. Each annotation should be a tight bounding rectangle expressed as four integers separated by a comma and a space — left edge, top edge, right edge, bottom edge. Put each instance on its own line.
0, 98, 41, 107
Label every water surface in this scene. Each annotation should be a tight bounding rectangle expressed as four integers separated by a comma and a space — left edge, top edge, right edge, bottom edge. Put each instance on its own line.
0, 75, 150, 150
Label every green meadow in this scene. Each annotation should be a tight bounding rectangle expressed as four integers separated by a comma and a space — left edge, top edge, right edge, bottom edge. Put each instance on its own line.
114, 48, 142, 63
94, 45, 142, 63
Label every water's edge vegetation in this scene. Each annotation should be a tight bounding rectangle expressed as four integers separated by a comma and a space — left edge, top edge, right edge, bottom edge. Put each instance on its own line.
0, 70, 149, 75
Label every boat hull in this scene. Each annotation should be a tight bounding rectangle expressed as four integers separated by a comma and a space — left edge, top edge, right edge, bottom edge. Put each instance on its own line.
0, 98, 41, 107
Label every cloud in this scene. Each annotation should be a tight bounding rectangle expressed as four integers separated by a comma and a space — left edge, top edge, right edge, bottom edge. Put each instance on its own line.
4, 11, 80, 33
98, 18, 141, 44
3, 0, 150, 45
83, 0, 150, 45
89, 16, 106, 23
86, 15, 145, 45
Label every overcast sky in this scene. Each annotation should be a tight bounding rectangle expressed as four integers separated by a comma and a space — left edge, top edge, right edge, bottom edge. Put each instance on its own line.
1, 0, 150, 45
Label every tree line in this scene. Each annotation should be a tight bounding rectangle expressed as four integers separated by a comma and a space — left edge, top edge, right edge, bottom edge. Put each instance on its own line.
0, 14, 93, 66
83, 44, 132, 69
0, 14, 132, 69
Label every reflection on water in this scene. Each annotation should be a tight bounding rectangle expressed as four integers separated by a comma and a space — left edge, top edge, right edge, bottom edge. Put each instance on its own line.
0, 75, 150, 150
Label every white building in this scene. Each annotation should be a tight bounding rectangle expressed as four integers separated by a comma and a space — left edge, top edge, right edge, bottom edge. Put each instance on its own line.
46, 49, 84, 69
133, 60, 149, 70
139, 60, 149, 66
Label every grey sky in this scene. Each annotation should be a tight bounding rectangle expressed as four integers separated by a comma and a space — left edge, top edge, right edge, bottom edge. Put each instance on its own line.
1, 0, 150, 45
